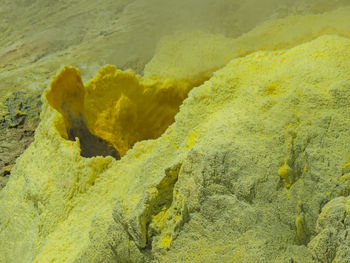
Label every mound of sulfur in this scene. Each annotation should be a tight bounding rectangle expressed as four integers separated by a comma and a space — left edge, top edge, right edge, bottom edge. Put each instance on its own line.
45, 66, 196, 158
1, 7, 350, 263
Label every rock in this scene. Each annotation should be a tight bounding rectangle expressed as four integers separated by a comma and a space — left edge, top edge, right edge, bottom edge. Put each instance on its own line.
0, 91, 41, 181
1, 4, 350, 263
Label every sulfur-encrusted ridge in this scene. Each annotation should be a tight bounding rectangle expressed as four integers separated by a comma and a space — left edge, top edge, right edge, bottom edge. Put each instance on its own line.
1, 7, 350, 263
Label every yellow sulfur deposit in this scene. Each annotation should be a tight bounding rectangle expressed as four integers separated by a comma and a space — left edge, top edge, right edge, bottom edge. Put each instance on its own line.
1, 6, 350, 263
46, 66, 194, 157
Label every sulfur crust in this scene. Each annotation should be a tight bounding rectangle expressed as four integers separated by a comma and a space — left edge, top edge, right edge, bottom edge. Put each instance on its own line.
46, 65, 194, 156
0, 6, 350, 263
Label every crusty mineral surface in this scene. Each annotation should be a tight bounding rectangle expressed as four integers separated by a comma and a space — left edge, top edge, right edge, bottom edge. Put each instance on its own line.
1, 2, 350, 263
0, 0, 347, 187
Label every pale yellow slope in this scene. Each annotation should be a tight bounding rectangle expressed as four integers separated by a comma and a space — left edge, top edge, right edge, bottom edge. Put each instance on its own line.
155, 34, 350, 263
145, 7, 350, 81
0, 7, 350, 263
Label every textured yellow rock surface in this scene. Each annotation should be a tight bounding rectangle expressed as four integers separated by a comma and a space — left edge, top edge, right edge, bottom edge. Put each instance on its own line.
1, 6, 350, 263
5, 0, 330, 185
0, 0, 348, 188
46, 66, 193, 156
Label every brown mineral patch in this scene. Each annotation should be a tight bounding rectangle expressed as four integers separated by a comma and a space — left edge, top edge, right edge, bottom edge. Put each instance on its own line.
0, 91, 41, 188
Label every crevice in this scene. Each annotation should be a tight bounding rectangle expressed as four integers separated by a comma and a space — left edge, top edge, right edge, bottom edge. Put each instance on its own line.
146, 163, 182, 249
45, 66, 208, 160
121, 162, 184, 250
61, 103, 120, 159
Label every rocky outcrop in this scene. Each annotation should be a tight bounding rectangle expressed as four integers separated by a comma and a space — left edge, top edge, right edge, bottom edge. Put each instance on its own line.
1, 4, 350, 263
0, 91, 41, 189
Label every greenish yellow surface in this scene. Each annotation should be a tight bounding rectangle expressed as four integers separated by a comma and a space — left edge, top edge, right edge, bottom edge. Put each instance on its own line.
1, 6, 350, 263
46, 66, 195, 156
1, 0, 348, 184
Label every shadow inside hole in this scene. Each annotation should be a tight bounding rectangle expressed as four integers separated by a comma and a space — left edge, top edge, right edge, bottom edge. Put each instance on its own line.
62, 104, 120, 160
